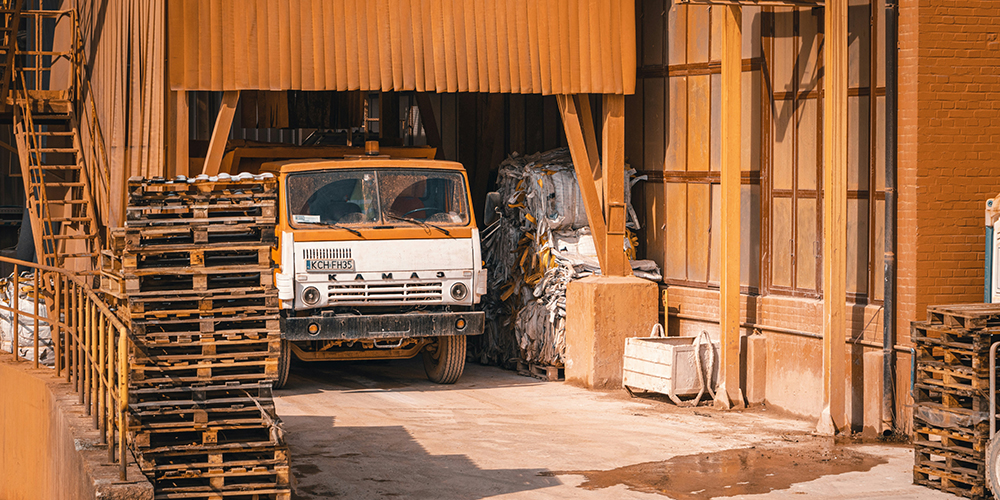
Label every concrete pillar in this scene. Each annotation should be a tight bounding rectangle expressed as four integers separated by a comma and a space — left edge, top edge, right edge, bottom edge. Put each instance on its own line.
863, 350, 885, 437
746, 334, 767, 405
565, 276, 659, 389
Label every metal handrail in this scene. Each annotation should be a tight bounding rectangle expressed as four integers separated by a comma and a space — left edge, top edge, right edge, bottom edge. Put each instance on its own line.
0, 254, 130, 481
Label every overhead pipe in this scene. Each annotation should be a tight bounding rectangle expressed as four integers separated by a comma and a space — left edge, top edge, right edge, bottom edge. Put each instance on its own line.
883, 0, 899, 433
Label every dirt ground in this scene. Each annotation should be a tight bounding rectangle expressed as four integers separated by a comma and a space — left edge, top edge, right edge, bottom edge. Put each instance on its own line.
274, 358, 959, 500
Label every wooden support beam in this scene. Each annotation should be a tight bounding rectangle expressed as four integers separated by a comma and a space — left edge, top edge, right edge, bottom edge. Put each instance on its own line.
380, 91, 402, 146
818, 0, 848, 435
166, 90, 188, 177
201, 90, 239, 176
575, 94, 603, 211
602, 94, 629, 277
557, 94, 608, 272
715, 5, 745, 410
415, 92, 444, 159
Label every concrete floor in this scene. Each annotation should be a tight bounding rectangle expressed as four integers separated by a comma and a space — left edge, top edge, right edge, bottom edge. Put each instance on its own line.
274, 358, 960, 500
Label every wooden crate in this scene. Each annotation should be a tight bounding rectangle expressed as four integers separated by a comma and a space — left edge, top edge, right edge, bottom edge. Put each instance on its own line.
622, 336, 720, 397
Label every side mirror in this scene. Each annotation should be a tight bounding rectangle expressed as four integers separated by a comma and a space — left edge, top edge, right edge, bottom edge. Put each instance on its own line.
484, 192, 502, 227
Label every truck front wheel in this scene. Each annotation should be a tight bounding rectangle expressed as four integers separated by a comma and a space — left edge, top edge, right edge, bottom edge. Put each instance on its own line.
422, 335, 466, 384
274, 339, 292, 389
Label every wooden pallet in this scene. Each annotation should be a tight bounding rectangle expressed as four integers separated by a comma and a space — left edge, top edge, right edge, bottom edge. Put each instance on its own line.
124, 270, 274, 295
122, 224, 276, 249
133, 338, 279, 363
130, 358, 279, 387
126, 200, 276, 225
123, 246, 272, 272
516, 361, 565, 382
137, 443, 288, 474
152, 466, 290, 500
128, 177, 277, 200
927, 304, 1000, 330
134, 421, 280, 451
128, 292, 279, 320
913, 382, 992, 414
130, 381, 274, 406
915, 363, 996, 397
913, 464, 987, 499
133, 315, 280, 336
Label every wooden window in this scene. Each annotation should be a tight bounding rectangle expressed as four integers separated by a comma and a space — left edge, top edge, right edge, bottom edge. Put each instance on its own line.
762, 2, 885, 302
630, 2, 764, 293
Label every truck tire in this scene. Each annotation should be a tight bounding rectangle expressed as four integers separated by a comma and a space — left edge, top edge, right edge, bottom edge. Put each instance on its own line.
273, 340, 292, 389
423, 335, 466, 384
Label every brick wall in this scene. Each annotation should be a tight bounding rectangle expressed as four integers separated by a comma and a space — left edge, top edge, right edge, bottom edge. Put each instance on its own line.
667, 286, 883, 421
904, 0, 1000, 325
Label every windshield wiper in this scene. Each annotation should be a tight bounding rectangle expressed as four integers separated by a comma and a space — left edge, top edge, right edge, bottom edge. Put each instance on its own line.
383, 213, 451, 236
298, 220, 364, 237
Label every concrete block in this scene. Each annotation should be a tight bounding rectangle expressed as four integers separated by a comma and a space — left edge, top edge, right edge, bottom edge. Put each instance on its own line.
746, 334, 766, 404
863, 350, 885, 437
565, 275, 659, 389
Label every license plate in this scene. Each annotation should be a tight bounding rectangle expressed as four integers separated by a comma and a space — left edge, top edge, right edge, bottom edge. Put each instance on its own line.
305, 259, 355, 272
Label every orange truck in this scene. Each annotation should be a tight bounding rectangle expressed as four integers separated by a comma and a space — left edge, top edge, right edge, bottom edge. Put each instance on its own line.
261, 147, 486, 388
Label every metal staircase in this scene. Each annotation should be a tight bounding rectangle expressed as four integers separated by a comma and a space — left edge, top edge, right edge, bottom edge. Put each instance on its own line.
8, 7, 100, 270
0, 0, 22, 111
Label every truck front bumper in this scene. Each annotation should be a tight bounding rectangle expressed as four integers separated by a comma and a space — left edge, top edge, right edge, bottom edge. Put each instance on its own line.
282, 311, 485, 341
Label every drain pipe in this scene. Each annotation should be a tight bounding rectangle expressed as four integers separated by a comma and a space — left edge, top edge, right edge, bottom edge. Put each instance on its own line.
883, 0, 899, 433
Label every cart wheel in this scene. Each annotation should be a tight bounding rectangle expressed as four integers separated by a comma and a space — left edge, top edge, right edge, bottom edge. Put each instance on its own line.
987, 437, 1000, 498
273, 340, 292, 389
422, 335, 466, 384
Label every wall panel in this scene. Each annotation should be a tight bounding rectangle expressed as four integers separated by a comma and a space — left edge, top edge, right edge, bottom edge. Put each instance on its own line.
167, 0, 636, 95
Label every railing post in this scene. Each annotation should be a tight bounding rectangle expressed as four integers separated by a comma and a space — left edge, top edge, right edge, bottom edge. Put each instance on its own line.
118, 325, 128, 481
90, 300, 97, 424
54, 274, 61, 376
98, 310, 106, 441
65, 279, 72, 383
12, 264, 18, 361
83, 296, 90, 411
32, 270, 39, 369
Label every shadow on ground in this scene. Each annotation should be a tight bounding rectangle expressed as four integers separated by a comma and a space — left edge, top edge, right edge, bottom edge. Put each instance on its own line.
283, 415, 561, 499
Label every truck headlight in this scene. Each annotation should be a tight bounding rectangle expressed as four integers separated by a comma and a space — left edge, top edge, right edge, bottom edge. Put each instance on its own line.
303, 286, 321, 305
450, 282, 469, 301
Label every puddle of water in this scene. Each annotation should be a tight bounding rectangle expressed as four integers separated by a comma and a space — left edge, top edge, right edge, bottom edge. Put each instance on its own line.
546, 441, 887, 499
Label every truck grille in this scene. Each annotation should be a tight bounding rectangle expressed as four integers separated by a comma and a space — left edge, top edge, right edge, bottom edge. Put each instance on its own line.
304, 248, 352, 259
327, 281, 443, 304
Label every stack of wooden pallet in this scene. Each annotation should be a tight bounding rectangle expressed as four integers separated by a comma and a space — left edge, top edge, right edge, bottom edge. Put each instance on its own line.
912, 304, 1000, 500
117, 176, 289, 500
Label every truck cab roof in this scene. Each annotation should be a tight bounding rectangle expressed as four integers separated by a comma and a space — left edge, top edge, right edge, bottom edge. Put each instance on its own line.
261, 157, 468, 175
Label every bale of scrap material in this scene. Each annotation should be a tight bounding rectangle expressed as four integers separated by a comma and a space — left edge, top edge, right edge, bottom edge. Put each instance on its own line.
472, 148, 660, 370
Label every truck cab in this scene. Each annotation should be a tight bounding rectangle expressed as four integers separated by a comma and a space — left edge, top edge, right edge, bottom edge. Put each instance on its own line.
266, 153, 486, 387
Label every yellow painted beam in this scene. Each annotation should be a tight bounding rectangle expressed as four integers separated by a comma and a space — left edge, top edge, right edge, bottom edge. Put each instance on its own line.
716, 5, 745, 410
602, 94, 629, 276
574, 94, 604, 211
166, 90, 188, 177
818, 0, 848, 435
557, 94, 608, 272
201, 90, 239, 176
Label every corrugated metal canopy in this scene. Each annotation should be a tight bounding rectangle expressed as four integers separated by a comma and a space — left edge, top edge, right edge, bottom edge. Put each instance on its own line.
167, 0, 636, 95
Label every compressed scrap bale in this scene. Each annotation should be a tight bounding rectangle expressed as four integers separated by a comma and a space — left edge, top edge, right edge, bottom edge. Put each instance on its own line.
472, 148, 660, 370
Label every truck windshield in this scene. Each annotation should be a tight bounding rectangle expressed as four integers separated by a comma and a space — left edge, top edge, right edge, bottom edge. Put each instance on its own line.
286, 168, 470, 227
